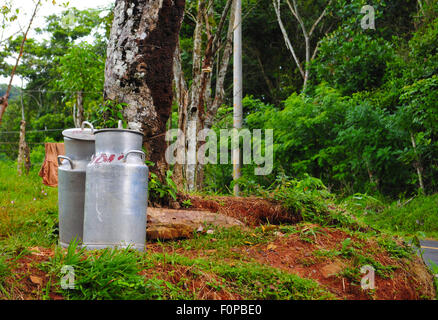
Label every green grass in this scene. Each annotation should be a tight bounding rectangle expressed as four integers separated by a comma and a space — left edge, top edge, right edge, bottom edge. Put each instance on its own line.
40, 241, 335, 300
0, 161, 59, 249
0, 253, 12, 296
362, 194, 438, 239
41, 241, 190, 300
143, 252, 335, 300
164, 225, 276, 253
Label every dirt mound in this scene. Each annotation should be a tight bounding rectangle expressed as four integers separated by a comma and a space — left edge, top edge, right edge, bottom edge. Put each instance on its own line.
180, 194, 302, 227
141, 263, 242, 300
149, 224, 436, 300
220, 226, 436, 300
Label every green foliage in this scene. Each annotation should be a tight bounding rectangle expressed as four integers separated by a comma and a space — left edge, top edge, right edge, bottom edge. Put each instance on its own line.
259, 174, 332, 225
0, 6, 109, 161
151, 253, 335, 300
213, 260, 334, 300
363, 194, 438, 237
181, 199, 192, 208
377, 237, 412, 259
90, 100, 127, 129
30, 144, 46, 165
44, 242, 175, 300
148, 169, 178, 204
401, 17, 438, 82
310, 0, 394, 94
313, 32, 393, 94
245, 85, 348, 187
55, 42, 105, 119
341, 193, 386, 216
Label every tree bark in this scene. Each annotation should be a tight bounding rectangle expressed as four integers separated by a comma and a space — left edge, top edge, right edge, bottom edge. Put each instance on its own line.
17, 119, 31, 175
172, 40, 189, 189
75, 90, 84, 128
173, 0, 235, 191
273, 0, 332, 91
104, 0, 185, 181
410, 131, 425, 193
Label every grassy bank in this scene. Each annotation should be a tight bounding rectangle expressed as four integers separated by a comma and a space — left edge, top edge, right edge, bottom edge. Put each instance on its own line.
340, 193, 438, 239
0, 161, 436, 300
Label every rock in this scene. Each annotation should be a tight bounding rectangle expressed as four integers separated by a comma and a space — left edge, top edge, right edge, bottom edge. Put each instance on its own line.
146, 207, 245, 240
321, 261, 344, 278
147, 223, 194, 240
169, 200, 181, 210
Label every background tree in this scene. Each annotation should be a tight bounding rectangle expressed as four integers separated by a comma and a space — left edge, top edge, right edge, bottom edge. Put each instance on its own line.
172, 0, 235, 190
55, 42, 105, 127
272, 0, 334, 91
0, 0, 41, 124
0, 6, 110, 161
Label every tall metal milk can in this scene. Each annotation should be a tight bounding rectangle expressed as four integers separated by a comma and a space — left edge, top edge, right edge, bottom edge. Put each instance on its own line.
82, 128, 148, 251
58, 122, 95, 248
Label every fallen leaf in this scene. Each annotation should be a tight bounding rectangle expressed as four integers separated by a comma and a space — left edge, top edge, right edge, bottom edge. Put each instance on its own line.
267, 243, 277, 251
30, 276, 43, 285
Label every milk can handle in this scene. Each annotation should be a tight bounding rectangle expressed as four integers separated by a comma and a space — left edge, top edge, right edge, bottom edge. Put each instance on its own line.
124, 150, 145, 162
58, 155, 74, 169
81, 121, 94, 134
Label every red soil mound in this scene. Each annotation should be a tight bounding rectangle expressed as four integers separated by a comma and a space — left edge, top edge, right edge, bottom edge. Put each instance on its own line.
181, 194, 302, 227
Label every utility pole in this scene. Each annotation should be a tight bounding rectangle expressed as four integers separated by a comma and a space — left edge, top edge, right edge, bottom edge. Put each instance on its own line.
233, 0, 242, 196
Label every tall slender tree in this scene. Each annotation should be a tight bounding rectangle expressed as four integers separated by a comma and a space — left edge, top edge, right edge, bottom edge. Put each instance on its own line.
172, 0, 235, 191
0, 0, 41, 125
272, 0, 333, 91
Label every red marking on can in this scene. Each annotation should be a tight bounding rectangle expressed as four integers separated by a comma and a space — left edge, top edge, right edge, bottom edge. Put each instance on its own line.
94, 154, 103, 164
108, 154, 115, 162
118, 155, 124, 161
101, 154, 108, 163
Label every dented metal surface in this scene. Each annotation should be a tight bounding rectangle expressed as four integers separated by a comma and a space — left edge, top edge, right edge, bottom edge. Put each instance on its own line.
82, 128, 149, 251
58, 122, 95, 248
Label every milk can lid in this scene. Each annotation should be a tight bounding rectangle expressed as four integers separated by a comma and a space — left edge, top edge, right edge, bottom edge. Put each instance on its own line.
62, 128, 96, 141
95, 128, 144, 136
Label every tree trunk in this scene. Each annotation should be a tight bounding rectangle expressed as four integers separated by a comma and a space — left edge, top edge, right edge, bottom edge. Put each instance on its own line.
17, 87, 30, 175
75, 90, 84, 128
273, 0, 332, 92
410, 131, 425, 193
104, 0, 185, 181
17, 119, 31, 175
174, 0, 235, 191
172, 40, 189, 190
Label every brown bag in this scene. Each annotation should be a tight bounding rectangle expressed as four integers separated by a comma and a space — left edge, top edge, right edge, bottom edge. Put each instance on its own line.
38, 143, 65, 187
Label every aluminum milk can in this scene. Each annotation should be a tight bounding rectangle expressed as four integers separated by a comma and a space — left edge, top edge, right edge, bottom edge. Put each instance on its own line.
58, 122, 95, 248
82, 128, 148, 251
